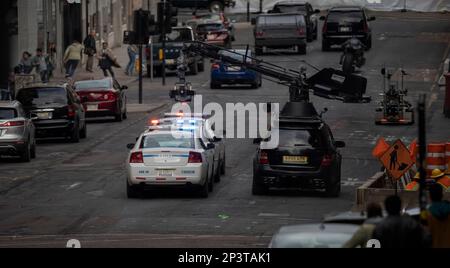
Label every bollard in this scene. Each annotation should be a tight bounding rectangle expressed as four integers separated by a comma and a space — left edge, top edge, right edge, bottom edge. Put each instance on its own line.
445, 73, 450, 118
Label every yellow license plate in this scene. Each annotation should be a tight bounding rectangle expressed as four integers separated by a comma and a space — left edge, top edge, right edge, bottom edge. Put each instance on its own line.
283, 156, 308, 165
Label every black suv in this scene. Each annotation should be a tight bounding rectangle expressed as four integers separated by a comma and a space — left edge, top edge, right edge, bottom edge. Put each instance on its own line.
253, 102, 345, 197
16, 83, 87, 143
320, 6, 375, 51
169, 0, 236, 13
268, 1, 320, 42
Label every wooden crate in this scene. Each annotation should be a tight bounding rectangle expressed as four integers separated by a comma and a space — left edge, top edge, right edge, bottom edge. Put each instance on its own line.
355, 172, 450, 211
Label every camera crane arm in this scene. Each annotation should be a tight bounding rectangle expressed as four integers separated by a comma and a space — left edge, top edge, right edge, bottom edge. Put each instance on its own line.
183, 41, 370, 103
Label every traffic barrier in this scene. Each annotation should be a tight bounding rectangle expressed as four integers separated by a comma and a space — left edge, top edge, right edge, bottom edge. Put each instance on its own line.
446, 143, 450, 175
427, 143, 446, 175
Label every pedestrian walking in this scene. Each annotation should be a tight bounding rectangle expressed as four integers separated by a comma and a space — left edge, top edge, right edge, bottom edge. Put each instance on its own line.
32, 48, 49, 83
17, 51, 33, 74
423, 184, 450, 248
372, 195, 429, 248
125, 45, 138, 76
83, 30, 97, 73
98, 42, 120, 78
63, 40, 84, 78
343, 203, 383, 248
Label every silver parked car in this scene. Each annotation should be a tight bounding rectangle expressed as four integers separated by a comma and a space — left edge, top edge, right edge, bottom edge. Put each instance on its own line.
253, 13, 308, 55
0, 101, 36, 162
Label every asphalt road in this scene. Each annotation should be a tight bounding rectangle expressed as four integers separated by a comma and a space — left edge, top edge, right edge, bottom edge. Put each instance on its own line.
0, 12, 449, 248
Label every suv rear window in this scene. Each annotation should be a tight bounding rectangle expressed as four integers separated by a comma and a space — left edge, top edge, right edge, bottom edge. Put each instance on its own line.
327, 11, 364, 23
258, 15, 305, 26
278, 129, 324, 148
0, 108, 17, 120
17, 87, 68, 107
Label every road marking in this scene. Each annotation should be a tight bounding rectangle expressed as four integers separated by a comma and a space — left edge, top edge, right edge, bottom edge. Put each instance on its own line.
258, 213, 290, 217
66, 183, 82, 191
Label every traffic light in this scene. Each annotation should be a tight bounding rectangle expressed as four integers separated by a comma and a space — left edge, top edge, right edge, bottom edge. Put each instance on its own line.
157, 2, 178, 34
133, 9, 151, 44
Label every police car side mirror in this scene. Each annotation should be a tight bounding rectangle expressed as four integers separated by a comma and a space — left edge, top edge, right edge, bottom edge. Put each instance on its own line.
207, 143, 215, 150
334, 141, 346, 148
127, 143, 135, 150
368, 16, 376, 21
314, 9, 321, 14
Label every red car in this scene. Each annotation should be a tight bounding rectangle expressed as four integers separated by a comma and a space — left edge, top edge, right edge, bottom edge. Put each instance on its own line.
196, 21, 232, 48
74, 78, 128, 122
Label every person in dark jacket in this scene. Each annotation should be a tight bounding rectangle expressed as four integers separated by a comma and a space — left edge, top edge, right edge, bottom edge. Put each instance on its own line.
423, 184, 450, 248
372, 195, 428, 248
83, 30, 97, 72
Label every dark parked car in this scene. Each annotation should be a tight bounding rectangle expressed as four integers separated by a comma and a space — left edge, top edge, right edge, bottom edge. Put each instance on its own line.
74, 78, 128, 122
253, 13, 308, 55
269, 1, 320, 42
320, 6, 375, 51
0, 101, 36, 162
169, 0, 236, 13
252, 102, 345, 197
16, 83, 87, 143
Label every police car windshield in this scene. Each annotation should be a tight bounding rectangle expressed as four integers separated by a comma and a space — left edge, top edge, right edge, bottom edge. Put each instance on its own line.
0, 108, 17, 120
141, 133, 194, 149
278, 129, 324, 148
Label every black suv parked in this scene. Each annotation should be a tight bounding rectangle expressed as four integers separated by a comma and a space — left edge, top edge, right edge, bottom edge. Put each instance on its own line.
253, 102, 345, 197
16, 83, 87, 143
269, 1, 321, 42
320, 6, 375, 51
169, 0, 236, 13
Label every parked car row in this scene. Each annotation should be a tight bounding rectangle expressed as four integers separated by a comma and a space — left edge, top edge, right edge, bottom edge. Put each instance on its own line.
0, 77, 128, 162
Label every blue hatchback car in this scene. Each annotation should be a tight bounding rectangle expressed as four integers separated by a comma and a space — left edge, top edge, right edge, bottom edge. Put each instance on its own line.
210, 49, 262, 89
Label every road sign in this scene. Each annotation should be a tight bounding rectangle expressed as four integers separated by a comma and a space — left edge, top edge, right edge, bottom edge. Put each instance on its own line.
380, 140, 415, 180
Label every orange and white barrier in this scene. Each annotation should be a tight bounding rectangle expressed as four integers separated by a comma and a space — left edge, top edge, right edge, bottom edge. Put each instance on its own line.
427, 143, 446, 175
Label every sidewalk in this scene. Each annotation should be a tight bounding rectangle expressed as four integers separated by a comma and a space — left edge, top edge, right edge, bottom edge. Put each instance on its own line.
52, 45, 138, 86
51, 45, 171, 114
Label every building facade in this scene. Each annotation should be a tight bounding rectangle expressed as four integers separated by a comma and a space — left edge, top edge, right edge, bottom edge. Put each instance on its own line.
5, 0, 156, 73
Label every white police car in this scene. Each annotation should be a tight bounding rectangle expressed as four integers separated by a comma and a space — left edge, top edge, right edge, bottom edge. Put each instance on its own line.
126, 127, 216, 198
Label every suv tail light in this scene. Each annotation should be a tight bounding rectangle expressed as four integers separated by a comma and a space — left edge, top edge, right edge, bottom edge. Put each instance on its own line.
211, 63, 220, 70
256, 31, 264, 38
297, 28, 305, 36
0, 121, 25, 127
321, 154, 333, 167
260, 150, 269, 165
188, 152, 203, 163
67, 104, 76, 118
322, 20, 328, 33
130, 151, 144, 163
363, 21, 369, 32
